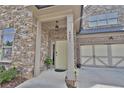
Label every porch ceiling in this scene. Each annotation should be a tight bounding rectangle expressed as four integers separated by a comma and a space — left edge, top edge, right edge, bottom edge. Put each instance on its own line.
42, 18, 66, 31
27, 5, 81, 32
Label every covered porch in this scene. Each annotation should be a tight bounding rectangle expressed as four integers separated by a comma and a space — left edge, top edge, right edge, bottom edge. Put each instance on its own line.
27, 5, 81, 87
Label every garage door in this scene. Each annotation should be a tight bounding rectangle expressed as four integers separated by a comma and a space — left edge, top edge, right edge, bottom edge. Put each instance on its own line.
80, 44, 124, 67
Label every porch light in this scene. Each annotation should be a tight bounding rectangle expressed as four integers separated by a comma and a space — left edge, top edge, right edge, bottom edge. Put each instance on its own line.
109, 36, 114, 40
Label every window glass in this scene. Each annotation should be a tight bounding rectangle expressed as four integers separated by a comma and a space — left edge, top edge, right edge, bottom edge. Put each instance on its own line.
106, 12, 118, 19
3, 34, 14, 46
2, 48, 12, 60
97, 14, 106, 20
97, 20, 107, 26
0, 49, 2, 60
3, 28, 15, 34
88, 12, 118, 27
89, 16, 98, 21
108, 18, 118, 24
89, 21, 97, 27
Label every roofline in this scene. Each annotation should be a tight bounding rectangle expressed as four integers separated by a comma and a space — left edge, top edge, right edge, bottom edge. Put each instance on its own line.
35, 5, 54, 9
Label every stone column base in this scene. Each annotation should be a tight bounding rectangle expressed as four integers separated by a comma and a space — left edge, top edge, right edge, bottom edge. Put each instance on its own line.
65, 76, 77, 88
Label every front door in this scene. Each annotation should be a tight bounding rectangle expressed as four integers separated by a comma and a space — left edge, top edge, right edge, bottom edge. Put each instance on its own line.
55, 41, 67, 70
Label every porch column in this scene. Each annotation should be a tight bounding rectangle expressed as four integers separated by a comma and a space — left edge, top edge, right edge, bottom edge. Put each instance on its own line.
66, 15, 76, 87
34, 21, 41, 77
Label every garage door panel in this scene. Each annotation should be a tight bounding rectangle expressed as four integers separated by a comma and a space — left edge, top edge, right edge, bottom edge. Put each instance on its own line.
80, 45, 92, 56
81, 58, 94, 65
95, 45, 107, 56
80, 44, 124, 68
112, 44, 124, 56
112, 58, 124, 67
95, 58, 108, 66
112, 58, 122, 66
81, 57, 91, 64
116, 60, 124, 67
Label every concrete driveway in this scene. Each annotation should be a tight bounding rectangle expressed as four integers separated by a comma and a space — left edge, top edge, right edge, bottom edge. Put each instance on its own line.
17, 67, 124, 88
78, 67, 124, 88
17, 69, 67, 88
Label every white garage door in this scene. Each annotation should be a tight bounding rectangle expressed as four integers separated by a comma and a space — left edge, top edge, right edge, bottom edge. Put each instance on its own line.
80, 44, 124, 67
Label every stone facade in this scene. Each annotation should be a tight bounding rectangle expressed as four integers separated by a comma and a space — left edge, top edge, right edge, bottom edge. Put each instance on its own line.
0, 5, 35, 79
0, 5, 71, 79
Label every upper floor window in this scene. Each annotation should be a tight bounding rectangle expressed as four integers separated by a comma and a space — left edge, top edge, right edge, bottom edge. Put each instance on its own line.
88, 12, 118, 27
0, 28, 15, 61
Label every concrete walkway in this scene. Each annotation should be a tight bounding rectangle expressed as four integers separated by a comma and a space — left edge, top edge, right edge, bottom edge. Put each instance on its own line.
78, 67, 124, 88
17, 69, 67, 88
17, 67, 124, 88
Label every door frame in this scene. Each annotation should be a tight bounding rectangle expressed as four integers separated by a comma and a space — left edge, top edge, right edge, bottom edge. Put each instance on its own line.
51, 41, 55, 66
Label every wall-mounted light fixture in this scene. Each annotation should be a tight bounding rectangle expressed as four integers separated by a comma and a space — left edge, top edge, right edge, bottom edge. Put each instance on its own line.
109, 36, 114, 40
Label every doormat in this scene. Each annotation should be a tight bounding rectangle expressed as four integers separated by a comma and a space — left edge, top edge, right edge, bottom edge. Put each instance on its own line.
55, 69, 66, 72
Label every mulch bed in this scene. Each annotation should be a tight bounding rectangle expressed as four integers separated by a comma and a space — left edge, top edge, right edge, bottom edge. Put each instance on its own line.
0, 76, 27, 88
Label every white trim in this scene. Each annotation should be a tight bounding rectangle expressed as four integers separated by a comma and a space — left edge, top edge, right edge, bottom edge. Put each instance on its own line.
107, 45, 112, 66
34, 21, 41, 77
0, 60, 11, 63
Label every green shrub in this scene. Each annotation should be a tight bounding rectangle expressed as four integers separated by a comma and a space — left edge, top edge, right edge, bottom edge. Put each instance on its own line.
44, 56, 53, 65
0, 67, 17, 84
0, 65, 5, 73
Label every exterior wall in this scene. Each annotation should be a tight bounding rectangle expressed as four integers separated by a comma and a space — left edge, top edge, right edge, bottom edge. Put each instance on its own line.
82, 5, 124, 29
42, 27, 67, 61
78, 5, 124, 65
78, 5, 124, 45
0, 5, 36, 79
48, 28, 67, 41
40, 28, 49, 70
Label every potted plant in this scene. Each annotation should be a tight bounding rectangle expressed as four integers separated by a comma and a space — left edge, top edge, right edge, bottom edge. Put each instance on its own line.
44, 56, 53, 69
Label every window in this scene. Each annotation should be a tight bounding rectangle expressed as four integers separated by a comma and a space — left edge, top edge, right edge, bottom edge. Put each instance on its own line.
106, 12, 118, 19
89, 21, 97, 27
108, 18, 118, 25
97, 14, 106, 20
88, 12, 118, 27
97, 20, 107, 26
0, 28, 15, 61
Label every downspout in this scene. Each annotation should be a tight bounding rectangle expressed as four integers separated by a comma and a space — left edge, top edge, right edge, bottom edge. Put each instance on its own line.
79, 5, 83, 33
76, 5, 83, 68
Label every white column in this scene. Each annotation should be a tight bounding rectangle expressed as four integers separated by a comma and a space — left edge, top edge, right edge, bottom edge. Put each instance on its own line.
34, 21, 41, 77
66, 15, 75, 80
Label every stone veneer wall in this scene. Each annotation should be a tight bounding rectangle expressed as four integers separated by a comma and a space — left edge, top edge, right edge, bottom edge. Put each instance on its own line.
82, 5, 124, 29
42, 27, 67, 60
40, 26, 67, 68
40, 28, 49, 68
0, 5, 36, 79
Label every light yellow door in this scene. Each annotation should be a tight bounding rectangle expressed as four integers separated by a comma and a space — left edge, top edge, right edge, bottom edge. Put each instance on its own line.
55, 41, 67, 70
